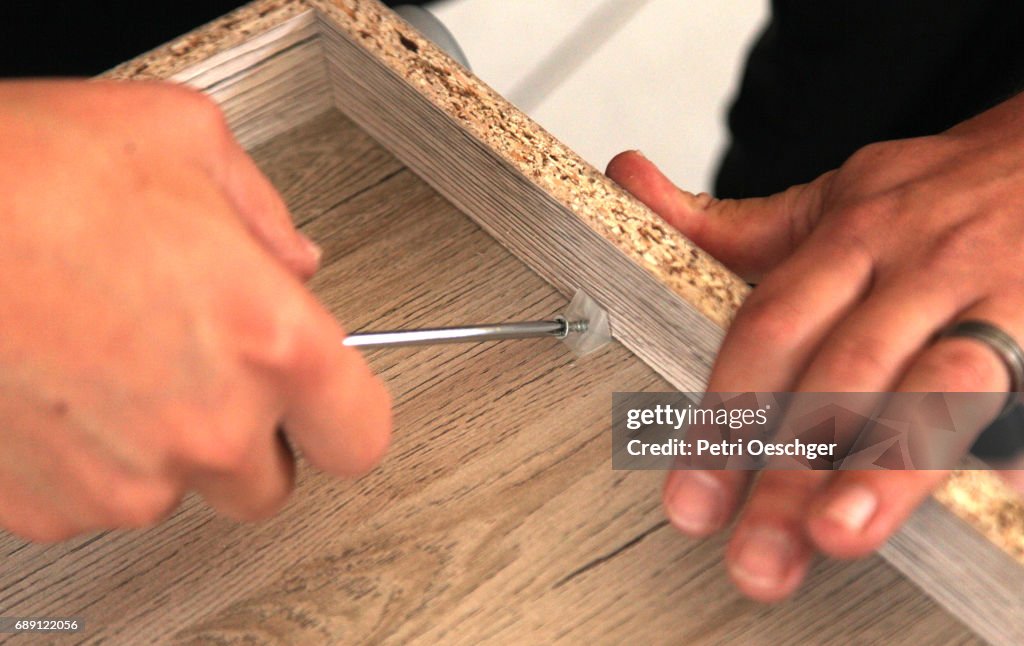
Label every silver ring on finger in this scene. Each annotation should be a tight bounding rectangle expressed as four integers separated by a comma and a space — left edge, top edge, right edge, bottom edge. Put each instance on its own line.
942, 319, 1024, 418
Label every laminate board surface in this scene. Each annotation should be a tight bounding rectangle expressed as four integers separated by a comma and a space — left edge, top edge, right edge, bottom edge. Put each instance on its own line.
0, 111, 978, 645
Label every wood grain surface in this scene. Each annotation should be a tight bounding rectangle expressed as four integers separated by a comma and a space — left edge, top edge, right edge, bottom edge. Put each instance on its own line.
0, 111, 979, 645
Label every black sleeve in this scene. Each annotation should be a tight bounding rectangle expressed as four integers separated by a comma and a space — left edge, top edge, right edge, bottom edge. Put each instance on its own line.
715, 0, 1024, 200
0, 1, 432, 77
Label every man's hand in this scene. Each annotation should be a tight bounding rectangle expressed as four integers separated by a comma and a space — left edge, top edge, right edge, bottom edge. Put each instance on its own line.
606, 93, 1024, 601
0, 81, 391, 542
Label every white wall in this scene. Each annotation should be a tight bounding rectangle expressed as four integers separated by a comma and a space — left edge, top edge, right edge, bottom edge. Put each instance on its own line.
431, 0, 769, 194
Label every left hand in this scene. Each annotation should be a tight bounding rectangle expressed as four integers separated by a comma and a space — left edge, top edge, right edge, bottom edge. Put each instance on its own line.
606, 92, 1024, 602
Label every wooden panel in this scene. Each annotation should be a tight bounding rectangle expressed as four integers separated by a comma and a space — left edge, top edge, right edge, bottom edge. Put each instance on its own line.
309, 4, 1024, 642
318, 8, 726, 395
172, 10, 330, 149
882, 497, 1024, 646
0, 111, 978, 645
32, 1, 1018, 642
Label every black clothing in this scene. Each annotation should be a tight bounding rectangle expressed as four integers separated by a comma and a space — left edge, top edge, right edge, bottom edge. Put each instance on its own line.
0, 1, 425, 76
716, 0, 1024, 199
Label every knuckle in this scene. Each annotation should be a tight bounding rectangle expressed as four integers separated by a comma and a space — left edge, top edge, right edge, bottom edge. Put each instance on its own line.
237, 489, 292, 523
735, 293, 804, 347
850, 141, 885, 161
922, 217, 989, 271
752, 472, 822, 506
844, 141, 900, 172
113, 484, 182, 528
177, 422, 252, 474
171, 84, 225, 120
231, 288, 317, 375
819, 333, 894, 385
920, 341, 1003, 392
833, 195, 896, 237
255, 307, 314, 375
29, 529, 78, 544
10, 518, 80, 544
196, 436, 251, 474
163, 84, 232, 146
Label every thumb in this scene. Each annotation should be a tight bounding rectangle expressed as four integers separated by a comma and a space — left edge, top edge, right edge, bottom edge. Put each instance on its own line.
605, 150, 829, 282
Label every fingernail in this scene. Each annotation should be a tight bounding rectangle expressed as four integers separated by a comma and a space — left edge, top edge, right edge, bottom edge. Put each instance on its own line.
299, 233, 322, 264
632, 149, 646, 158
665, 471, 724, 535
731, 526, 797, 589
821, 484, 878, 533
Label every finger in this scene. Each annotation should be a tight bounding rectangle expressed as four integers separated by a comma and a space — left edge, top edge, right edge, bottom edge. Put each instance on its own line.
277, 294, 393, 479
792, 278, 969, 392
662, 470, 750, 537
707, 235, 874, 394
1000, 467, 1024, 495
0, 488, 83, 543
807, 299, 1017, 557
777, 277, 967, 464
807, 471, 948, 559
69, 452, 184, 530
725, 471, 823, 602
219, 138, 321, 280
0, 509, 81, 544
663, 235, 873, 535
191, 431, 296, 522
605, 150, 832, 280
106, 482, 184, 529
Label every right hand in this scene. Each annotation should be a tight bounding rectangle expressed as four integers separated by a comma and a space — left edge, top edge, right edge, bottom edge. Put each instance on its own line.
0, 80, 392, 542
